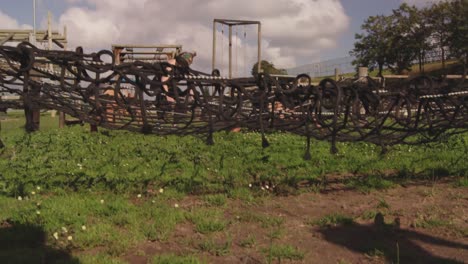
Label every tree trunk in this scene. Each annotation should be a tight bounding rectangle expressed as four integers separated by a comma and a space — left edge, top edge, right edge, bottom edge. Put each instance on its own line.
419, 51, 423, 73
378, 63, 384, 78
441, 47, 445, 70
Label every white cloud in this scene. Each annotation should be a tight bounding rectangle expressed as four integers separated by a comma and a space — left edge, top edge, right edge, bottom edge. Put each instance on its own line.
0, 10, 31, 30
57, 0, 349, 74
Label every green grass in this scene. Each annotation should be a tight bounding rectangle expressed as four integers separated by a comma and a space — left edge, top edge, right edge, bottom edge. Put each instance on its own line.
152, 254, 205, 264
360, 210, 379, 221
0, 192, 185, 257
454, 176, 468, 187
264, 244, 305, 263
236, 211, 284, 229
310, 213, 355, 227
0, 112, 467, 263
346, 175, 396, 194
187, 208, 227, 234
413, 217, 451, 229
78, 253, 127, 264
198, 237, 232, 256
202, 194, 227, 207
1, 113, 467, 196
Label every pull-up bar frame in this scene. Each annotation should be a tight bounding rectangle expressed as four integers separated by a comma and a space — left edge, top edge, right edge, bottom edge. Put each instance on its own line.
212, 19, 261, 78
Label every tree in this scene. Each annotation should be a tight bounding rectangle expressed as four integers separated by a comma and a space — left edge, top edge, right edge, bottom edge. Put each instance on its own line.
386, 3, 424, 74
350, 15, 392, 77
425, 1, 452, 70
251, 60, 287, 76
447, 0, 468, 74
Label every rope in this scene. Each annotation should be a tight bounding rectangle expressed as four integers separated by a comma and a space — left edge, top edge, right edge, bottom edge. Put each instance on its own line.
235, 28, 238, 78
221, 25, 224, 74
0, 43, 466, 159
243, 26, 247, 77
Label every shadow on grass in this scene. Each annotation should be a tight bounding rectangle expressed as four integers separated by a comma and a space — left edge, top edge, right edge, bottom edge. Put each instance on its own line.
0, 222, 79, 264
319, 222, 468, 264
302, 168, 465, 195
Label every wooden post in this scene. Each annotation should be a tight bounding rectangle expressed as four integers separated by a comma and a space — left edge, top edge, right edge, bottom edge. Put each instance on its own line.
334, 68, 340, 81
358, 67, 368, 78
23, 71, 38, 132
59, 25, 67, 129
59, 112, 65, 128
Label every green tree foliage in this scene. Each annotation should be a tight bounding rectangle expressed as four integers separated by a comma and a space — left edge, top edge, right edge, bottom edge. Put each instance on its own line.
351, 1, 468, 75
447, 0, 468, 73
251, 60, 287, 76
388, 3, 430, 74
350, 15, 392, 77
424, 1, 451, 69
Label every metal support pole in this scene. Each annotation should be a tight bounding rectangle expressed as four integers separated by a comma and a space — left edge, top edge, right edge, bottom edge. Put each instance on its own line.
212, 21, 216, 71
228, 25, 232, 79
59, 29, 67, 129
258, 23, 262, 74
33, 0, 36, 42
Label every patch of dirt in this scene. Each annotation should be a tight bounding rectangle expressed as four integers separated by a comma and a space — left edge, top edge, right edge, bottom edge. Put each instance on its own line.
122, 178, 468, 263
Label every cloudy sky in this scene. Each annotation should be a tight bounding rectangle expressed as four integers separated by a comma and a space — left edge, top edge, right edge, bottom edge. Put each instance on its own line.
0, 0, 444, 76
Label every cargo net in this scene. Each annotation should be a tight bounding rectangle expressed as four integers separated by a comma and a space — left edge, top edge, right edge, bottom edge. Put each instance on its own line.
0, 42, 467, 158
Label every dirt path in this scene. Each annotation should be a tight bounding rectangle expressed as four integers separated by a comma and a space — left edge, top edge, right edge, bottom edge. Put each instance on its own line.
122, 178, 467, 264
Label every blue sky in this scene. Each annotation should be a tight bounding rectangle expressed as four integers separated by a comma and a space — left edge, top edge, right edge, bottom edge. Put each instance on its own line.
0, 0, 433, 72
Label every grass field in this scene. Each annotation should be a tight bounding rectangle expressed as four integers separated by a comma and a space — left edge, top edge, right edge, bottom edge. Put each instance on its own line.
0, 112, 467, 263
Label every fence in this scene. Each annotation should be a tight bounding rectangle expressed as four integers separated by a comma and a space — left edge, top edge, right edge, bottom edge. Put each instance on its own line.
287, 56, 355, 78
287, 49, 450, 78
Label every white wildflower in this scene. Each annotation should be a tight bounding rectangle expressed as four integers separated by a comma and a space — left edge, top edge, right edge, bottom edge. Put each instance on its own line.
159, 188, 164, 194
174, 203, 179, 208
31, 191, 36, 195
36, 210, 41, 215
67, 235, 73, 241
17, 196, 22, 201
81, 225, 86, 231
53, 232, 59, 240
61, 227, 68, 233
36, 186, 41, 190
137, 194, 142, 198
100, 199, 104, 204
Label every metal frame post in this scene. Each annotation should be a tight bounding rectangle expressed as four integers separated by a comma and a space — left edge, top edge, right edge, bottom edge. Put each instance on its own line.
212, 19, 261, 78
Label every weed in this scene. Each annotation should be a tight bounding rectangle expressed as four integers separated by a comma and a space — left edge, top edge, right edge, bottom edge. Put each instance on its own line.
366, 248, 386, 258
361, 210, 378, 220
377, 198, 390, 210
239, 235, 256, 248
